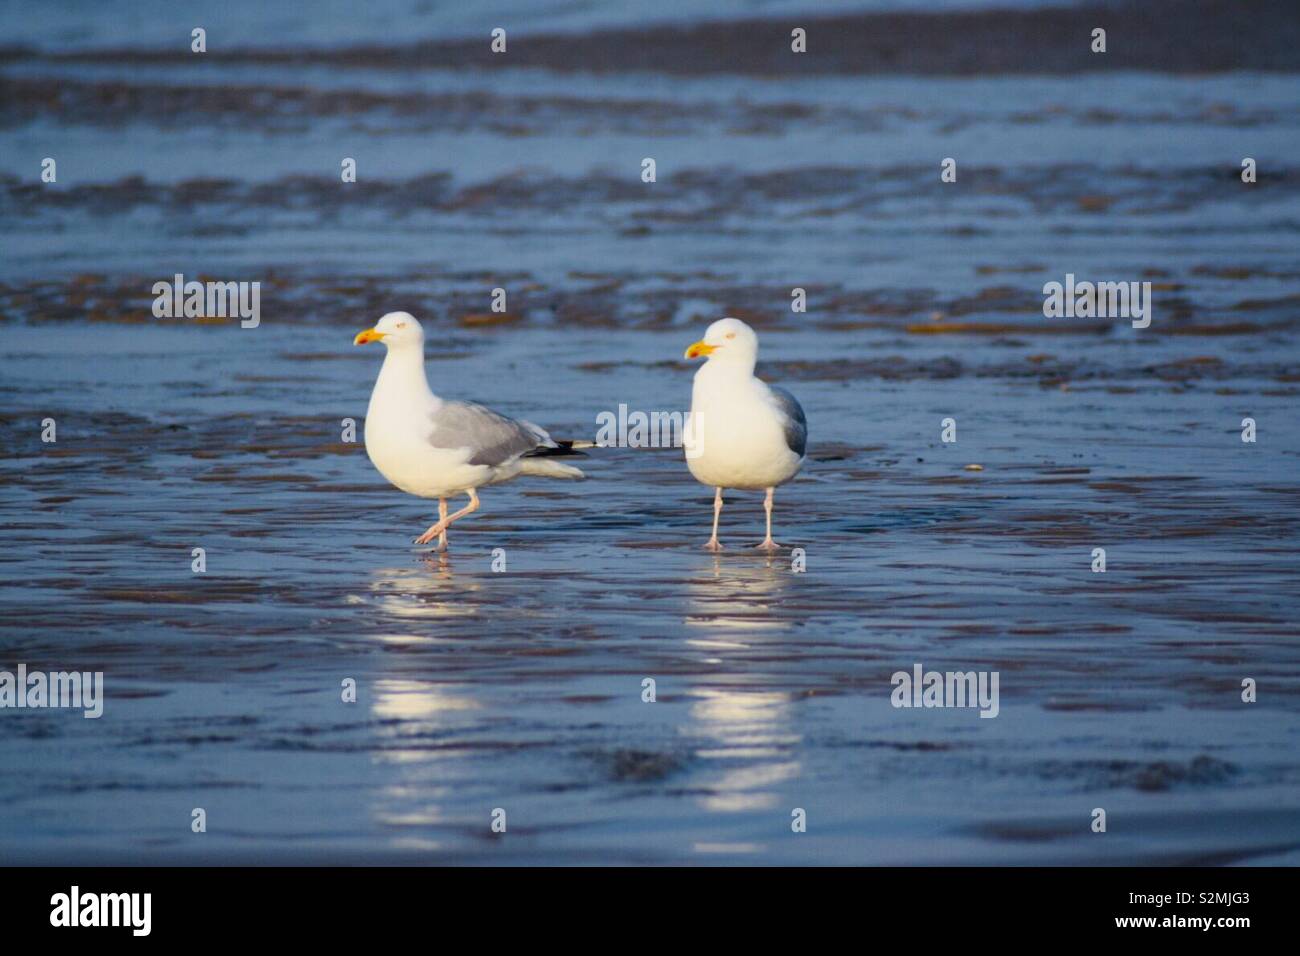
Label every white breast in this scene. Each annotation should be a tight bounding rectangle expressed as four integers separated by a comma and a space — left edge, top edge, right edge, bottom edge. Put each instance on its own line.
363, 357, 491, 498
685, 370, 803, 490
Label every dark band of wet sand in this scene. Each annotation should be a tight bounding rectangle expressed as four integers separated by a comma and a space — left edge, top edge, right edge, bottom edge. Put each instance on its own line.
5, 0, 1298, 74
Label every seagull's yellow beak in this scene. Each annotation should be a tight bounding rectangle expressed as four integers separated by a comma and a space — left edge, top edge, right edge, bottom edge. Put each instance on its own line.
684, 340, 716, 360
353, 328, 386, 345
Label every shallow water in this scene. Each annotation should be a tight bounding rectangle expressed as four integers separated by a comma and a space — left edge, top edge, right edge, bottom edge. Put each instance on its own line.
2, 1, 1299, 865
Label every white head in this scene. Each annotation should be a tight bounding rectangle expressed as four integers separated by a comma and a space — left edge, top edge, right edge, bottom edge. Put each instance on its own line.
684, 316, 759, 372
353, 311, 425, 350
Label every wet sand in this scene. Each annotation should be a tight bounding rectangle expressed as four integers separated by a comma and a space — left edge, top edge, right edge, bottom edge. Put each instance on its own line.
1, 0, 1299, 865
7, 1, 1299, 75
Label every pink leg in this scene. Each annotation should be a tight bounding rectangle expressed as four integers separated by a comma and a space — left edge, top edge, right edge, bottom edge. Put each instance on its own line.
755, 487, 779, 551
414, 490, 480, 546
704, 487, 724, 551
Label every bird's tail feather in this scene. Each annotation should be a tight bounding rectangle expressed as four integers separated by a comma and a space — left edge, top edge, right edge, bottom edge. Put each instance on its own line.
518, 458, 585, 480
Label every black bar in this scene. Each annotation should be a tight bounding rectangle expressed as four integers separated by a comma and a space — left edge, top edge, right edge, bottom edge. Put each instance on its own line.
0, 866, 1283, 940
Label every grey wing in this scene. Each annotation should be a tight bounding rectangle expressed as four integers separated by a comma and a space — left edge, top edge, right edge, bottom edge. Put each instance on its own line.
769, 386, 808, 458
427, 401, 554, 467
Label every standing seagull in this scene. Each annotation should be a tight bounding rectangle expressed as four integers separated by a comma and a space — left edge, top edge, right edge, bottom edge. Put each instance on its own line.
354, 312, 584, 550
683, 317, 807, 551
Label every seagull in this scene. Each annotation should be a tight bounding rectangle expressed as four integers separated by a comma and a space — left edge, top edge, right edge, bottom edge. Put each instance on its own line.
353, 312, 584, 550
683, 317, 807, 551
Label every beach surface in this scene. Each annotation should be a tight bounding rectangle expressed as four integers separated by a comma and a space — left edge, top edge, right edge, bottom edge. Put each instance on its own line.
1, 0, 1299, 864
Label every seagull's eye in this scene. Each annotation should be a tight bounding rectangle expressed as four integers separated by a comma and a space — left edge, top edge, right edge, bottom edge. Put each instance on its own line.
725, 332, 736, 339
396, 322, 407, 329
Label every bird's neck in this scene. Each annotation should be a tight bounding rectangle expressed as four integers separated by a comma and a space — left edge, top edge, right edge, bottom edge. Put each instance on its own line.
698, 357, 757, 385
373, 345, 438, 409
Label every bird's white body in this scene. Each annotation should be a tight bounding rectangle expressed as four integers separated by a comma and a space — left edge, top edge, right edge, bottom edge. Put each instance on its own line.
682, 317, 807, 550
686, 365, 803, 490
364, 345, 506, 498
355, 312, 582, 548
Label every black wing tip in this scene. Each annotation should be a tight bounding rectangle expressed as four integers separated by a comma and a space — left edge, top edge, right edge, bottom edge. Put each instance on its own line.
525, 440, 589, 458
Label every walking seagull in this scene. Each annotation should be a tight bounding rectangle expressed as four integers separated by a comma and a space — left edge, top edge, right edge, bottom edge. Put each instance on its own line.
683, 317, 807, 551
354, 312, 584, 550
